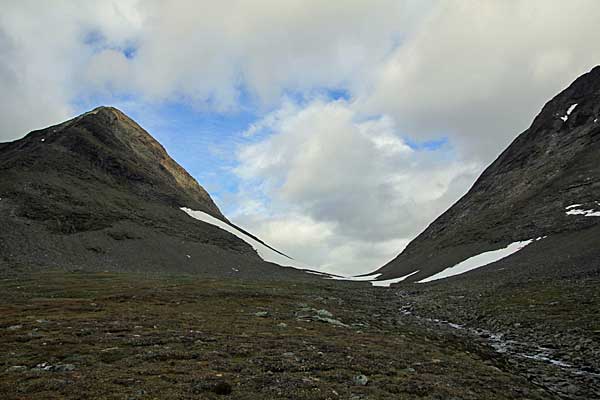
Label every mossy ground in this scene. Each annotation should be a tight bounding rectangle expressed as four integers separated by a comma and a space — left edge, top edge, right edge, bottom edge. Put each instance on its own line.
0, 268, 553, 399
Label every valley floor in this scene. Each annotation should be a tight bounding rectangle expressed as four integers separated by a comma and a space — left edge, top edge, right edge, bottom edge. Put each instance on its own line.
0, 266, 598, 399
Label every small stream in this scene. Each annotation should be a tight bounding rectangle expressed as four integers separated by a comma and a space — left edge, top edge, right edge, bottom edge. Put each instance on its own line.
398, 307, 600, 380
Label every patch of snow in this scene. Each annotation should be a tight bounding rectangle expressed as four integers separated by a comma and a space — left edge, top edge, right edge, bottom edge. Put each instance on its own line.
595, 118, 598, 123
560, 103, 578, 122
328, 270, 420, 286
418, 238, 538, 283
330, 273, 382, 281
40, 138, 45, 142
370, 270, 420, 287
181, 207, 309, 269
565, 204, 582, 209
566, 204, 600, 217
231, 267, 239, 272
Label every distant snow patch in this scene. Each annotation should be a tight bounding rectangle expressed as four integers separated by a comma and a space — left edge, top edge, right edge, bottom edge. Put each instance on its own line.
330, 273, 382, 282
565, 202, 600, 217
370, 270, 420, 287
560, 103, 578, 122
566, 209, 600, 217
329, 270, 420, 287
304, 270, 333, 277
40, 138, 45, 142
418, 238, 540, 283
181, 207, 309, 269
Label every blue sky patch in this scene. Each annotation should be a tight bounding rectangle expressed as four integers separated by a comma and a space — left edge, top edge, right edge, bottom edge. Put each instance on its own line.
83, 29, 138, 59
405, 136, 448, 151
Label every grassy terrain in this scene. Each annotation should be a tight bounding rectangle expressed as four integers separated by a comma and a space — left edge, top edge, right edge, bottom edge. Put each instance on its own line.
0, 268, 550, 399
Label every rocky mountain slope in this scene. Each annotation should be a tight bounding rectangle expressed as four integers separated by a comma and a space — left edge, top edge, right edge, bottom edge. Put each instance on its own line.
0, 107, 307, 279
374, 66, 600, 283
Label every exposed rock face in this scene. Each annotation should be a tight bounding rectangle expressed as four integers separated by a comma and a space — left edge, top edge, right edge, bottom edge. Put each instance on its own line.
0, 107, 307, 279
374, 66, 600, 282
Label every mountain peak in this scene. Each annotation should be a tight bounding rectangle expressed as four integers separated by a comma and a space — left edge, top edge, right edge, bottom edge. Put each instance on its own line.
82, 106, 143, 125
0, 106, 226, 234
0, 106, 312, 278
59, 105, 127, 126
85, 105, 119, 114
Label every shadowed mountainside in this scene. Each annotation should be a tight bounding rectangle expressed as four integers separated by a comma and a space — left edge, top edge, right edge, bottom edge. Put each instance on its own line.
374, 66, 600, 283
0, 107, 309, 279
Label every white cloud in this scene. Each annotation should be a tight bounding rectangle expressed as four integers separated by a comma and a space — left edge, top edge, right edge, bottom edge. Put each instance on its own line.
362, 0, 600, 162
233, 99, 480, 274
0, 0, 142, 140
87, 0, 423, 110
232, 209, 413, 276
3, 1, 599, 146
0, 0, 429, 139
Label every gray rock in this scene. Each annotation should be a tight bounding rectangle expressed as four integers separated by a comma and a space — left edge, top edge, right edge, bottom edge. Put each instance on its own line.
352, 374, 369, 386
316, 309, 333, 318
33, 362, 76, 372
34, 362, 52, 371
54, 363, 76, 372
7, 324, 22, 331
254, 311, 269, 318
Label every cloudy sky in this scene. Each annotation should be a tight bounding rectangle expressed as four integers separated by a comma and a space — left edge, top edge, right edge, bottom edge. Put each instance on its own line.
2, 1, 599, 275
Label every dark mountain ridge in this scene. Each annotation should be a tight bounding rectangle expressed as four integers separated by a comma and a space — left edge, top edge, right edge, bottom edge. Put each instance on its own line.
374, 66, 600, 283
1, 106, 224, 229
0, 107, 307, 279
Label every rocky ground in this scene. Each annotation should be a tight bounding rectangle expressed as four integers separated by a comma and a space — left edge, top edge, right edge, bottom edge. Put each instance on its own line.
0, 265, 598, 399
380, 278, 600, 400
